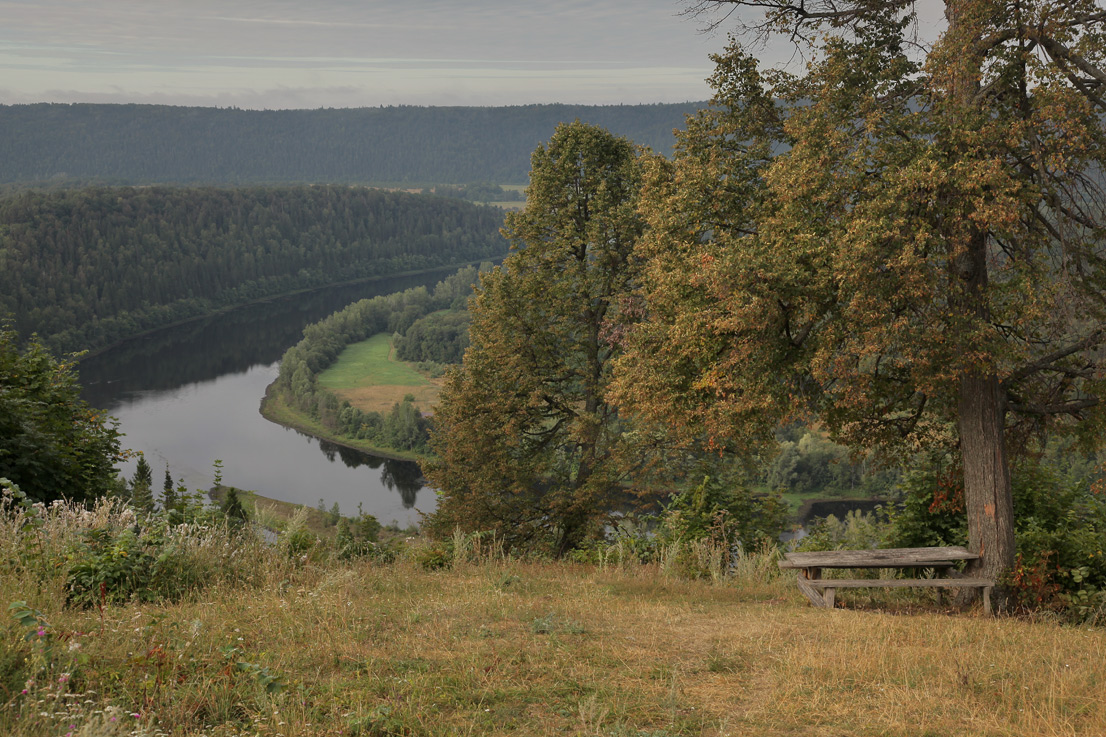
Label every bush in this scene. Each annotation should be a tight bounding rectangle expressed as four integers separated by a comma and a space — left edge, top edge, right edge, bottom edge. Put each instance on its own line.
64, 515, 271, 607
335, 507, 385, 560
1, 478, 271, 610
655, 473, 787, 580
660, 474, 787, 551
797, 508, 894, 553
889, 454, 1106, 618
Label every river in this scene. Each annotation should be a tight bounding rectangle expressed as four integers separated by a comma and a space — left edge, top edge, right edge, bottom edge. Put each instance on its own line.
77, 271, 455, 527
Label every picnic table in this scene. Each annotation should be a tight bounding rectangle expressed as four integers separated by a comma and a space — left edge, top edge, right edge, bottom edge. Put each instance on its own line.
778, 546, 994, 614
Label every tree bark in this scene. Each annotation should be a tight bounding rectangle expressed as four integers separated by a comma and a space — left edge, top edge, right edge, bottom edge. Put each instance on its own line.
958, 372, 1016, 599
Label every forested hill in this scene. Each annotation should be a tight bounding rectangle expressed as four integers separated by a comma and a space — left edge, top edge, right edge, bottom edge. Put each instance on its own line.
0, 103, 702, 186
0, 186, 507, 354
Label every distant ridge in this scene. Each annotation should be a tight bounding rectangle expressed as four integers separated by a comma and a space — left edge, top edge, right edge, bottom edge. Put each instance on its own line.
0, 102, 704, 186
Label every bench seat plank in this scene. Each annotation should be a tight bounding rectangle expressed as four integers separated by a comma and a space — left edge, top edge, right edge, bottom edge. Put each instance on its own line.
806, 578, 993, 589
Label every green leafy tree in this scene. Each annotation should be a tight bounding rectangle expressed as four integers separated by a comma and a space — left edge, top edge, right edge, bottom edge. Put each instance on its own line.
617, 1, 1106, 589
0, 325, 123, 504
426, 122, 647, 555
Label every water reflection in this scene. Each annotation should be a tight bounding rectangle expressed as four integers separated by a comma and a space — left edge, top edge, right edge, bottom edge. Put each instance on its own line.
80, 272, 453, 408
316, 439, 424, 509
76, 270, 460, 525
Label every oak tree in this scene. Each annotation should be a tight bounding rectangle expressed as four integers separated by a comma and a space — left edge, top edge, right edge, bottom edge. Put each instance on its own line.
425, 122, 645, 555
616, 0, 1106, 590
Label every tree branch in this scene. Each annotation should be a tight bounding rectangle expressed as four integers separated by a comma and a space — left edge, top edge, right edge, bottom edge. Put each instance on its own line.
1005, 329, 1106, 385
1028, 29, 1106, 109
1007, 397, 1100, 417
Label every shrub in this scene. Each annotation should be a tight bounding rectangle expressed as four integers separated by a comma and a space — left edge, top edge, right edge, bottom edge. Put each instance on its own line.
797, 509, 894, 553
660, 474, 787, 552
335, 507, 386, 560
654, 474, 786, 581
890, 454, 1106, 618
1, 478, 271, 609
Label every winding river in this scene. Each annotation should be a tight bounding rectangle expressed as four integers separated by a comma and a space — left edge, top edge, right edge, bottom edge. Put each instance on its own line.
77, 271, 455, 527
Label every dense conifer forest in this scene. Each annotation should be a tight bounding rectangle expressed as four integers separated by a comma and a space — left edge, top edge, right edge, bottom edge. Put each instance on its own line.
0, 103, 702, 186
0, 186, 506, 354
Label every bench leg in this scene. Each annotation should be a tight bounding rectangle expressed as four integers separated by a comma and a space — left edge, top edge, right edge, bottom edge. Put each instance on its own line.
982, 586, 992, 616
796, 576, 828, 608
823, 587, 836, 609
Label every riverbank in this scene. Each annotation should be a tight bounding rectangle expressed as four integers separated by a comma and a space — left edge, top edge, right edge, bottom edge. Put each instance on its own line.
259, 382, 427, 463
209, 484, 417, 539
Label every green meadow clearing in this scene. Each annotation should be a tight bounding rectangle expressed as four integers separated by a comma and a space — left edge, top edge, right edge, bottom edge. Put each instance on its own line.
317, 334, 440, 414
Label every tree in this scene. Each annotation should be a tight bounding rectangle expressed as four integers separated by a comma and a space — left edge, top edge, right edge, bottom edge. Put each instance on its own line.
220, 486, 249, 527
162, 464, 177, 512
616, 1, 1106, 592
0, 325, 123, 504
131, 454, 154, 514
425, 121, 646, 555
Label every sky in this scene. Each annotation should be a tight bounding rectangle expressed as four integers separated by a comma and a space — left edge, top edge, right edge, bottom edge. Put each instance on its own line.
0, 0, 740, 109
2, 1, 950, 110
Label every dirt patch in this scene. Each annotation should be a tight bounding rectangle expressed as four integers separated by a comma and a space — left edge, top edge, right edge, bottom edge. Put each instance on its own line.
334, 382, 441, 414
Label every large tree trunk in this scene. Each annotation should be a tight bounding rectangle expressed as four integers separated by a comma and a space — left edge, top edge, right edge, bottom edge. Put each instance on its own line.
944, 0, 1017, 607
958, 372, 1016, 600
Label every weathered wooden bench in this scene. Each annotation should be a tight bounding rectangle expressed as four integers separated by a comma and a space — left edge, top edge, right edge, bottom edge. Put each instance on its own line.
778, 546, 994, 614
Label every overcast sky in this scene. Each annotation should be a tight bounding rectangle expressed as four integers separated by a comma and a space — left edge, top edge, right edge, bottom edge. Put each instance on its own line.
2, 1, 950, 110
1, 0, 738, 109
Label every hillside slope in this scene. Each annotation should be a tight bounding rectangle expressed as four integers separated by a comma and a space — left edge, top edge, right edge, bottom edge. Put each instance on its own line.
0, 103, 702, 186
4, 552, 1103, 736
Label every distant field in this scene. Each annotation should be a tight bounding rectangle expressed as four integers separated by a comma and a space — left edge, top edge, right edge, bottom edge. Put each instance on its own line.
318, 333, 441, 413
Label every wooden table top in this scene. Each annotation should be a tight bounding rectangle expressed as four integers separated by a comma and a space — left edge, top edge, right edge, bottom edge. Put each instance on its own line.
779, 546, 979, 569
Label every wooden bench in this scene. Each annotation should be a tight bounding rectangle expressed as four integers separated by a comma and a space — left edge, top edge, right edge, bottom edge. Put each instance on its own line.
778, 546, 994, 614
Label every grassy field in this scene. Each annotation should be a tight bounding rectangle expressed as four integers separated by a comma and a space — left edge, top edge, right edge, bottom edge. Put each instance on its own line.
318, 334, 440, 414
4, 542, 1104, 737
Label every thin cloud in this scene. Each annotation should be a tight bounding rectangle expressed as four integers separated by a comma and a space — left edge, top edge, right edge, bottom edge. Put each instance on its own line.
1, 0, 716, 108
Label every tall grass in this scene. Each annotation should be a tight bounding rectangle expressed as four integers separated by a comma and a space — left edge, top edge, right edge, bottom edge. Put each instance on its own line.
2, 487, 1104, 736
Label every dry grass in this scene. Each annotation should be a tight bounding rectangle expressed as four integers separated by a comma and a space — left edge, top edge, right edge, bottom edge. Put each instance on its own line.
209, 487, 339, 539
333, 381, 441, 415
2, 489, 1102, 736
3, 533, 1104, 737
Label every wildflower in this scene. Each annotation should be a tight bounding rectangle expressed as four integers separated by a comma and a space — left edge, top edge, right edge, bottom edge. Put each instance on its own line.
36, 628, 46, 637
